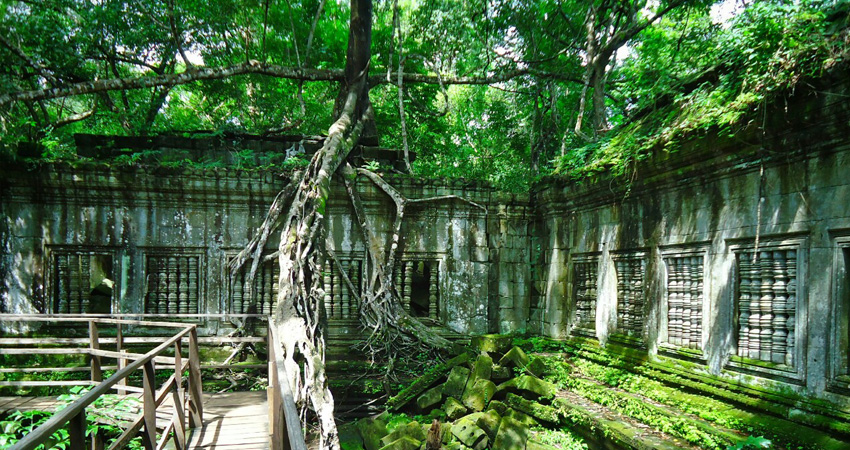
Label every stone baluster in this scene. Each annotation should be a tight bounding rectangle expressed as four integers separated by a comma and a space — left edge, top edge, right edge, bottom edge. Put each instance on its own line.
179, 257, 189, 313
188, 257, 199, 314
350, 261, 361, 316
272, 263, 280, 311
668, 258, 681, 346
429, 262, 439, 319
333, 261, 343, 319
633, 259, 644, 336
323, 260, 333, 318
233, 272, 244, 314
771, 251, 788, 364
759, 251, 773, 361
615, 260, 625, 331
265, 262, 275, 314
785, 249, 797, 367
340, 260, 350, 319
681, 258, 692, 348
738, 254, 752, 357
394, 263, 403, 310
746, 253, 761, 360
692, 257, 703, 349
166, 257, 178, 314
403, 261, 414, 313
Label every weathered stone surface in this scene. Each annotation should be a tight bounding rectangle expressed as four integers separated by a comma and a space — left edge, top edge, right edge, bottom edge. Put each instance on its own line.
339, 423, 364, 450
444, 397, 468, 420
475, 409, 502, 440
356, 418, 389, 450
525, 357, 548, 378
470, 334, 512, 355
462, 379, 497, 412
377, 436, 421, 450
498, 346, 530, 369
463, 354, 493, 395
490, 364, 512, 382
491, 416, 529, 450
381, 421, 426, 447
417, 385, 444, 411
505, 408, 539, 428
443, 366, 471, 398
486, 400, 508, 416
388, 352, 472, 410
451, 416, 488, 450
496, 375, 557, 399
504, 393, 560, 424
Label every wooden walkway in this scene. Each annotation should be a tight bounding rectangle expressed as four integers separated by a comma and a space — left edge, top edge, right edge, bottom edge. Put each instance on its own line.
0, 391, 269, 450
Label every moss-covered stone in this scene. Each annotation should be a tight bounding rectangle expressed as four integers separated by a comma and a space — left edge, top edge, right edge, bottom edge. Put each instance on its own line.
491, 416, 529, 450
444, 366, 471, 398
464, 354, 494, 393
417, 385, 444, 411
505, 408, 539, 428
491, 364, 512, 382
475, 409, 502, 440
444, 397, 469, 420
486, 400, 508, 416
504, 393, 560, 424
462, 379, 497, 412
496, 375, 558, 399
451, 416, 489, 450
525, 357, 548, 378
381, 421, 426, 447
387, 352, 472, 411
355, 418, 389, 450
339, 422, 365, 450
470, 334, 512, 355
377, 436, 421, 450
498, 346, 530, 369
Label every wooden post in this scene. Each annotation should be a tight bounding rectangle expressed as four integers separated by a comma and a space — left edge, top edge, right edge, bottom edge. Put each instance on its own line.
142, 361, 157, 450
173, 338, 186, 450
89, 321, 102, 383
268, 322, 278, 450
187, 328, 203, 428
68, 409, 86, 450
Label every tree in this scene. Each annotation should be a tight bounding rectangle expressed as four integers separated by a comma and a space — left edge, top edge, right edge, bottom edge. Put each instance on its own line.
1, 1, 733, 447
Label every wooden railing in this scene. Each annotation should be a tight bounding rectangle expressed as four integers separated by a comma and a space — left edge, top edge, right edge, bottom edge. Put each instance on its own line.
0, 316, 203, 450
267, 319, 307, 450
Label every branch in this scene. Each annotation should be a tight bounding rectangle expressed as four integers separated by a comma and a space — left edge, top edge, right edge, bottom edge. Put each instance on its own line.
0, 34, 58, 84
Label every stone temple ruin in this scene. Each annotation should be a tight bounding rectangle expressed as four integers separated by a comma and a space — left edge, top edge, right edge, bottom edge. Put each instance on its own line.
3, 70, 850, 439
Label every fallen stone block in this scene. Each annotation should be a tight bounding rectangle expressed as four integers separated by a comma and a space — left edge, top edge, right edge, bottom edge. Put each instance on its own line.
475, 409, 502, 440
451, 416, 489, 450
470, 334, 513, 356
506, 408, 539, 428
464, 354, 494, 394
496, 375, 558, 400
443, 366, 471, 398
525, 357, 548, 378
491, 364, 512, 382
381, 421, 425, 447
498, 346, 530, 369
491, 416, 529, 450
387, 352, 472, 410
377, 436, 421, 450
356, 418, 389, 450
505, 393, 560, 424
444, 397, 469, 420
486, 400, 508, 416
462, 379, 497, 412
417, 385, 444, 411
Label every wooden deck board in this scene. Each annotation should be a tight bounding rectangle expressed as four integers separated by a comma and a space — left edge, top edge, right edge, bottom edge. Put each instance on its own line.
0, 391, 270, 450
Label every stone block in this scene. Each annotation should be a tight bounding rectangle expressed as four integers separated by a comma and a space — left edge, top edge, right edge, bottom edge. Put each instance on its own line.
444, 397, 468, 420
417, 385, 444, 411
462, 379, 497, 412
491, 416, 529, 450
491, 364, 512, 382
504, 393, 560, 424
451, 416, 488, 450
470, 334, 512, 355
381, 421, 425, 447
356, 418, 388, 450
387, 352, 472, 410
498, 346, 530, 369
464, 354, 494, 393
496, 375, 558, 400
486, 399, 508, 416
443, 366, 471, 398
525, 357, 548, 378
475, 409, 502, 440
377, 436, 421, 450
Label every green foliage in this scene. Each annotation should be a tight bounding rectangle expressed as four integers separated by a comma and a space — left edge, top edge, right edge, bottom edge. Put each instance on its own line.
728, 436, 773, 450
532, 427, 589, 450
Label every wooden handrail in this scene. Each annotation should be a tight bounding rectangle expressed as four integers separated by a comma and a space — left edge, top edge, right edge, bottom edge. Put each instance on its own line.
5, 317, 203, 450
267, 320, 307, 450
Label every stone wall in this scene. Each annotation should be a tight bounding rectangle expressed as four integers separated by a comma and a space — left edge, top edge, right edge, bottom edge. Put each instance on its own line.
531, 71, 850, 403
0, 164, 532, 336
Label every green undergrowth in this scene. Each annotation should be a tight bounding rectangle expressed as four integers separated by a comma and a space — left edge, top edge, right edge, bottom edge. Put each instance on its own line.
515, 337, 848, 450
